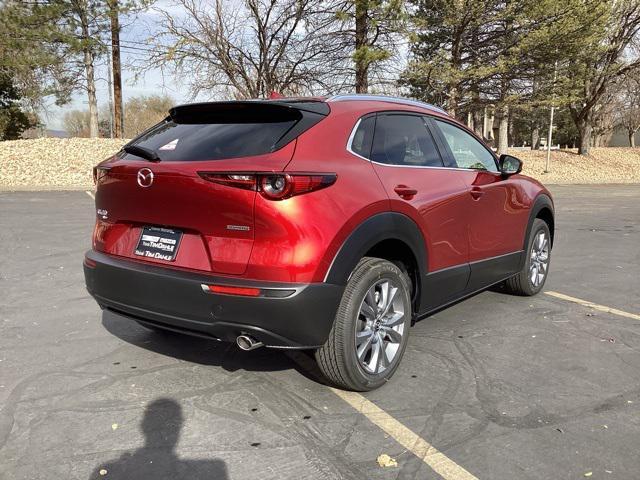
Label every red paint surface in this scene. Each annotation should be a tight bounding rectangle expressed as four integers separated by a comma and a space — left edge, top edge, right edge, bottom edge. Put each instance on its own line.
92, 99, 551, 284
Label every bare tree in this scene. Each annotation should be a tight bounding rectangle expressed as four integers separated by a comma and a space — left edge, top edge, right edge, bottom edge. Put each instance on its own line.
591, 87, 622, 147
63, 109, 92, 137
568, 0, 640, 155
142, 0, 351, 99
123, 94, 174, 137
617, 72, 640, 147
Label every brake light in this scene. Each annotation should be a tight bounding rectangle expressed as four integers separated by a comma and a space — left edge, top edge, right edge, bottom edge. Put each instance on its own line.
198, 172, 336, 200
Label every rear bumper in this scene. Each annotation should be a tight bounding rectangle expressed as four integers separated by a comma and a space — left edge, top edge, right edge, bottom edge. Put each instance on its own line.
83, 250, 343, 348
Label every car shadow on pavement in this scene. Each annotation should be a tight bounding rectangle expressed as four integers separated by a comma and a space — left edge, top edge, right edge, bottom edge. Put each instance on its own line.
89, 398, 228, 480
101, 309, 322, 383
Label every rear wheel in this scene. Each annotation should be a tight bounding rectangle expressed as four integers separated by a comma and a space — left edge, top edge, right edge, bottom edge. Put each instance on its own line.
315, 257, 412, 391
504, 218, 551, 296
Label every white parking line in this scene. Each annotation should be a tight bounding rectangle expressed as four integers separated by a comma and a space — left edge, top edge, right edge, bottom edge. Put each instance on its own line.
545, 291, 640, 321
286, 351, 478, 479
331, 388, 479, 480
85, 190, 95, 200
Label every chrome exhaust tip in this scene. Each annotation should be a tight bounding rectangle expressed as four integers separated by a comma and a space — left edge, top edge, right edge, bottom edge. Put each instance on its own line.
236, 335, 263, 351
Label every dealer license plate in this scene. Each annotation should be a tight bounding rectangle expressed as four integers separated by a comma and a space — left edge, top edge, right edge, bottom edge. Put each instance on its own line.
134, 226, 182, 261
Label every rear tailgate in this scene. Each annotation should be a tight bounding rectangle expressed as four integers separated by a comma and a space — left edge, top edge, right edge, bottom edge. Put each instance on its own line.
93, 101, 327, 275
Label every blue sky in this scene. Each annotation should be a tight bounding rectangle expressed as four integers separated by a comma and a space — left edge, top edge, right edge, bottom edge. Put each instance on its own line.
44, 1, 202, 130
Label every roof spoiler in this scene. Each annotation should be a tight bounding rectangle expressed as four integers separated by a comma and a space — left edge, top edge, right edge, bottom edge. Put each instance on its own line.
169, 100, 330, 124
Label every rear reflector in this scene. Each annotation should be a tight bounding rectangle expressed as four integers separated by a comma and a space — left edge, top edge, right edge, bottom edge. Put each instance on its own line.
84, 257, 97, 268
203, 284, 262, 297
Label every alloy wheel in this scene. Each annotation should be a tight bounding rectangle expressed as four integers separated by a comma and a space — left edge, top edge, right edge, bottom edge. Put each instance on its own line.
529, 230, 550, 288
354, 278, 406, 374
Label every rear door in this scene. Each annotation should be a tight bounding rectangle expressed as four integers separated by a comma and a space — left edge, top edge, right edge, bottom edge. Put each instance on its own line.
93, 101, 326, 275
361, 112, 471, 309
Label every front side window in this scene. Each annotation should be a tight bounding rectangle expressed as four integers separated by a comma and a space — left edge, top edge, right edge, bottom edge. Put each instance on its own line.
371, 114, 443, 167
434, 119, 498, 172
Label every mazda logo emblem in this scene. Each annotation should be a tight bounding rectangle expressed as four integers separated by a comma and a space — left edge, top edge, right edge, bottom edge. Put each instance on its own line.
137, 168, 154, 188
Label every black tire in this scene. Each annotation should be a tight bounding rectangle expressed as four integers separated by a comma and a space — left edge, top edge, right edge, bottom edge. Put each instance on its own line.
504, 218, 551, 296
315, 257, 412, 391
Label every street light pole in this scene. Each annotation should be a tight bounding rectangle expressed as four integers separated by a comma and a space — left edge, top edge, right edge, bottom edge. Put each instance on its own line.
107, 48, 114, 139
545, 104, 555, 173
545, 60, 558, 173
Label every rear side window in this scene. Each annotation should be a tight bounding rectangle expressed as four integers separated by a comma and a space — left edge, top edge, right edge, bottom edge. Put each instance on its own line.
350, 116, 375, 158
434, 119, 498, 172
371, 114, 443, 167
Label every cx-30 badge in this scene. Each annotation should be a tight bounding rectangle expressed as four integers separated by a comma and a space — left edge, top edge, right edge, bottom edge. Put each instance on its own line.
137, 168, 154, 188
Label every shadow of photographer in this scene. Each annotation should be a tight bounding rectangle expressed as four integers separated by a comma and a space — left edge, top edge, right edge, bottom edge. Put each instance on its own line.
90, 398, 228, 480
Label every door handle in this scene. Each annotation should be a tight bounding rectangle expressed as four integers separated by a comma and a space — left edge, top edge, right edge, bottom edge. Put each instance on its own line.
394, 185, 418, 199
470, 187, 484, 200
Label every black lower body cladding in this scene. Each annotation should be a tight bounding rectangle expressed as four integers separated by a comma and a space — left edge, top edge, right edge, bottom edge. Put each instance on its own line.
83, 250, 344, 348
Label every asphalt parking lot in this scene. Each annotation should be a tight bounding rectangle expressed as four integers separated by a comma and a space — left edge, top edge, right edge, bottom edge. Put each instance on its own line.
1, 185, 639, 480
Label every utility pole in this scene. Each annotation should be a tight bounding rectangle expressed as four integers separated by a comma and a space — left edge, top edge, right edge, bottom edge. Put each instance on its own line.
107, 48, 114, 138
545, 59, 558, 173
109, 0, 123, 138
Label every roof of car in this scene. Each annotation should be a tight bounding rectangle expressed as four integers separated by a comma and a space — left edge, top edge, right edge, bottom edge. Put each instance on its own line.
325, 94, 449, 116
268, 94, 449, 116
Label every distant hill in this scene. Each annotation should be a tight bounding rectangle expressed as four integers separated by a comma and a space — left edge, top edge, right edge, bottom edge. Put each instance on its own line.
21, 129, 69, 139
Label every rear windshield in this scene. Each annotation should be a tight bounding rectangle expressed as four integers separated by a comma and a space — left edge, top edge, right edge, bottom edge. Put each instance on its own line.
127, 103, 301, 161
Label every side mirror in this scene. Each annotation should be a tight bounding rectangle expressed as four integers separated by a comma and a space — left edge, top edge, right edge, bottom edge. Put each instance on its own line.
499, 154, 523, 177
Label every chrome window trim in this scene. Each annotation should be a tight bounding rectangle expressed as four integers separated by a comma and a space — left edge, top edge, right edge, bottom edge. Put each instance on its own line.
345, 115, 491, 173
346, 118, 372, 161
328, 94, 449, 116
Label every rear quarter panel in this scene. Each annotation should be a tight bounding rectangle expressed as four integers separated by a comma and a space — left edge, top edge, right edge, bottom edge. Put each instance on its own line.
248, 103, 390, 283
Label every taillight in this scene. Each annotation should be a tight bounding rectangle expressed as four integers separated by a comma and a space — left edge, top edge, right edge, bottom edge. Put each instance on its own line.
93, 166, 109, 186
199, 173, 256, 190
92, 219, 109, 251
198, 172, 336, 200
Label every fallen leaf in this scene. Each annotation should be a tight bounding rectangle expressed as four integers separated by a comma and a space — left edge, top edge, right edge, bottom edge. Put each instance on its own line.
111, 423, 118, 430
377, 454, 398, 468
584, 472, 593, 477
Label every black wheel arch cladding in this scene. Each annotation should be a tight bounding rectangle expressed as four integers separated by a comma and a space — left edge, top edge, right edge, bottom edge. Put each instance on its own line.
324, 212, 426, 296
525, 194, 555, 249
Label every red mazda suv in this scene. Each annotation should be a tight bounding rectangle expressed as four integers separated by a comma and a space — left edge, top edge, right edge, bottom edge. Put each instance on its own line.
84, 95, 554, 391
